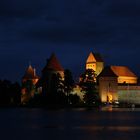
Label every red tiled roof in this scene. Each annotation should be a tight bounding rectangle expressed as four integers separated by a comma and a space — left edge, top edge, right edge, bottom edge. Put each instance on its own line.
86, 52, 96, 63
86, 52, 104, 63
98, 66, 118, 77
23, 65, 39, 79
111, 66, 137, 77
43, 53, 64, 72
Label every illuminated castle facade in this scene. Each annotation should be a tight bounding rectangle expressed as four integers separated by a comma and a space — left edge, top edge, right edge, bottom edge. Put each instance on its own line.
85, 52, 138, 84
21, 52, 140, 105
21, 53, 64, 104
84, 52, 140, 104
86, 52, 104, 76
76, 52, 139, 104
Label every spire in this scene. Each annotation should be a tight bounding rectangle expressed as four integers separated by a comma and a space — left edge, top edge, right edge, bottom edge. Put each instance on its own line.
43, 53, 64, 72
86, 52, 96, 63
33, 68, 36, 77
86, 52, 104, 63
23, 64, 39, 79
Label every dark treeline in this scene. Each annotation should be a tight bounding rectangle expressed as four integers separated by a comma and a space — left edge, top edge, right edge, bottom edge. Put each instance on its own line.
28, 69, 81, 108
0, 80, 21, 107
0, 69, 101, 108
27, 69, 101, 108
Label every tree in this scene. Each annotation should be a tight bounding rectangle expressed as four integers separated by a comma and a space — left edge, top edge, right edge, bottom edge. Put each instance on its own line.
47, 73, 66, 106
69, 94, 80, 105
0, 80, 11, 106
80, 69, 100, 106
50, 73, 64, 94
0, 80, 21, 106
10, 82, 21, 105
64, 69, 74, 104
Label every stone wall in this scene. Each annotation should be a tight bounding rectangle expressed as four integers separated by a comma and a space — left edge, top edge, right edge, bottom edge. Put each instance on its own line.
118, 85, 140, 104
99, 77, 118, 103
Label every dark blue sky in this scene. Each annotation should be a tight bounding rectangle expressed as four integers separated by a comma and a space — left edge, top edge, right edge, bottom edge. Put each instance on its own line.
0, 0, 140, 82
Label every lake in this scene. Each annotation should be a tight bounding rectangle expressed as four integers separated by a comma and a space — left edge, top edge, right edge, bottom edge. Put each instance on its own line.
0, 108, 140, 140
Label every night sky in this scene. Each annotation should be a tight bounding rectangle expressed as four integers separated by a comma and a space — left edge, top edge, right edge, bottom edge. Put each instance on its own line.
0, 0, 140, 82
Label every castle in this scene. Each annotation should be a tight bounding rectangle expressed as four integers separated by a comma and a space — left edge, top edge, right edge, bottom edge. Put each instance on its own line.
84, 52, 139, 104
21, 52, 140, 105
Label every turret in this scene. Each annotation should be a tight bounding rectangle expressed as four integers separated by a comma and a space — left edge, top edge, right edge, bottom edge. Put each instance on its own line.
86, 52, 104, 76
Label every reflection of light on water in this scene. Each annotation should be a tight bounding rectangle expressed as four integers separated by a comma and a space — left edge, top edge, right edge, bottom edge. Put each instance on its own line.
101, 105, 113, 111
100, 107, 140, 112
29, 124, 140, 132
108, 126, 140, 131
30, 124, 65, 129
74, 126, 140, 131
74, 126, 104, 131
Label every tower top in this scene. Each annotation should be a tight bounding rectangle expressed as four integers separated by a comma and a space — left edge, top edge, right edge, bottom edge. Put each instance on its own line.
86, 52, 104, 63
23, 64, 39, 79
86, 52, 96, 63
42, 53, 64, 72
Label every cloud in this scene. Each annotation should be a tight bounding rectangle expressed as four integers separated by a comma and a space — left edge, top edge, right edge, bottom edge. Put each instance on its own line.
0, 0, 140, 48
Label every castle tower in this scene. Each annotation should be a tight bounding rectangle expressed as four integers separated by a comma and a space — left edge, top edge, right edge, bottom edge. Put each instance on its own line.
21, 64, 39, 104
42, 53, 64, 79
86, 52, 104, 76
98, 66, 118, 103
39, 53, 64, 95
22, 65, 39, 84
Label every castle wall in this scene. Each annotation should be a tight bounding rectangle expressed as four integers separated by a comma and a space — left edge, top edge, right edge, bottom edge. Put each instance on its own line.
86, 62, 104, 76
117, 76, 137, 84
99, 77, 118, 103
118, 85, 140, 104
86, 62, 96, 72
96, 62, 104, 76
72, 84, 140, 104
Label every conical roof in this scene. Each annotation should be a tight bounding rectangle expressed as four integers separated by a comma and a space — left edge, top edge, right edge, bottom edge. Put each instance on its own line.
23, 65, 39, 79
98, 66, 118, 77
86, 52, 104, 63
43, 53, 64, 72
86, 52, 96, 63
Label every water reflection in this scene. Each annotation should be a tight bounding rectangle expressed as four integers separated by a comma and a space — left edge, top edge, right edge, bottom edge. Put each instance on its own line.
0, 108, 140, 140
101, 105, 113, 111
74, 126, 140, 131
101, 107, 140, 112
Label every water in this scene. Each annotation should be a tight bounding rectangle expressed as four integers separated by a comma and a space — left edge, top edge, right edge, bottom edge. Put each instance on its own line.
0, 108, 140, 140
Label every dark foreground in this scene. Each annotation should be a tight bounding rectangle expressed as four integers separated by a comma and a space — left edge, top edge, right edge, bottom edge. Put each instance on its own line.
0, 108, 140, 140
